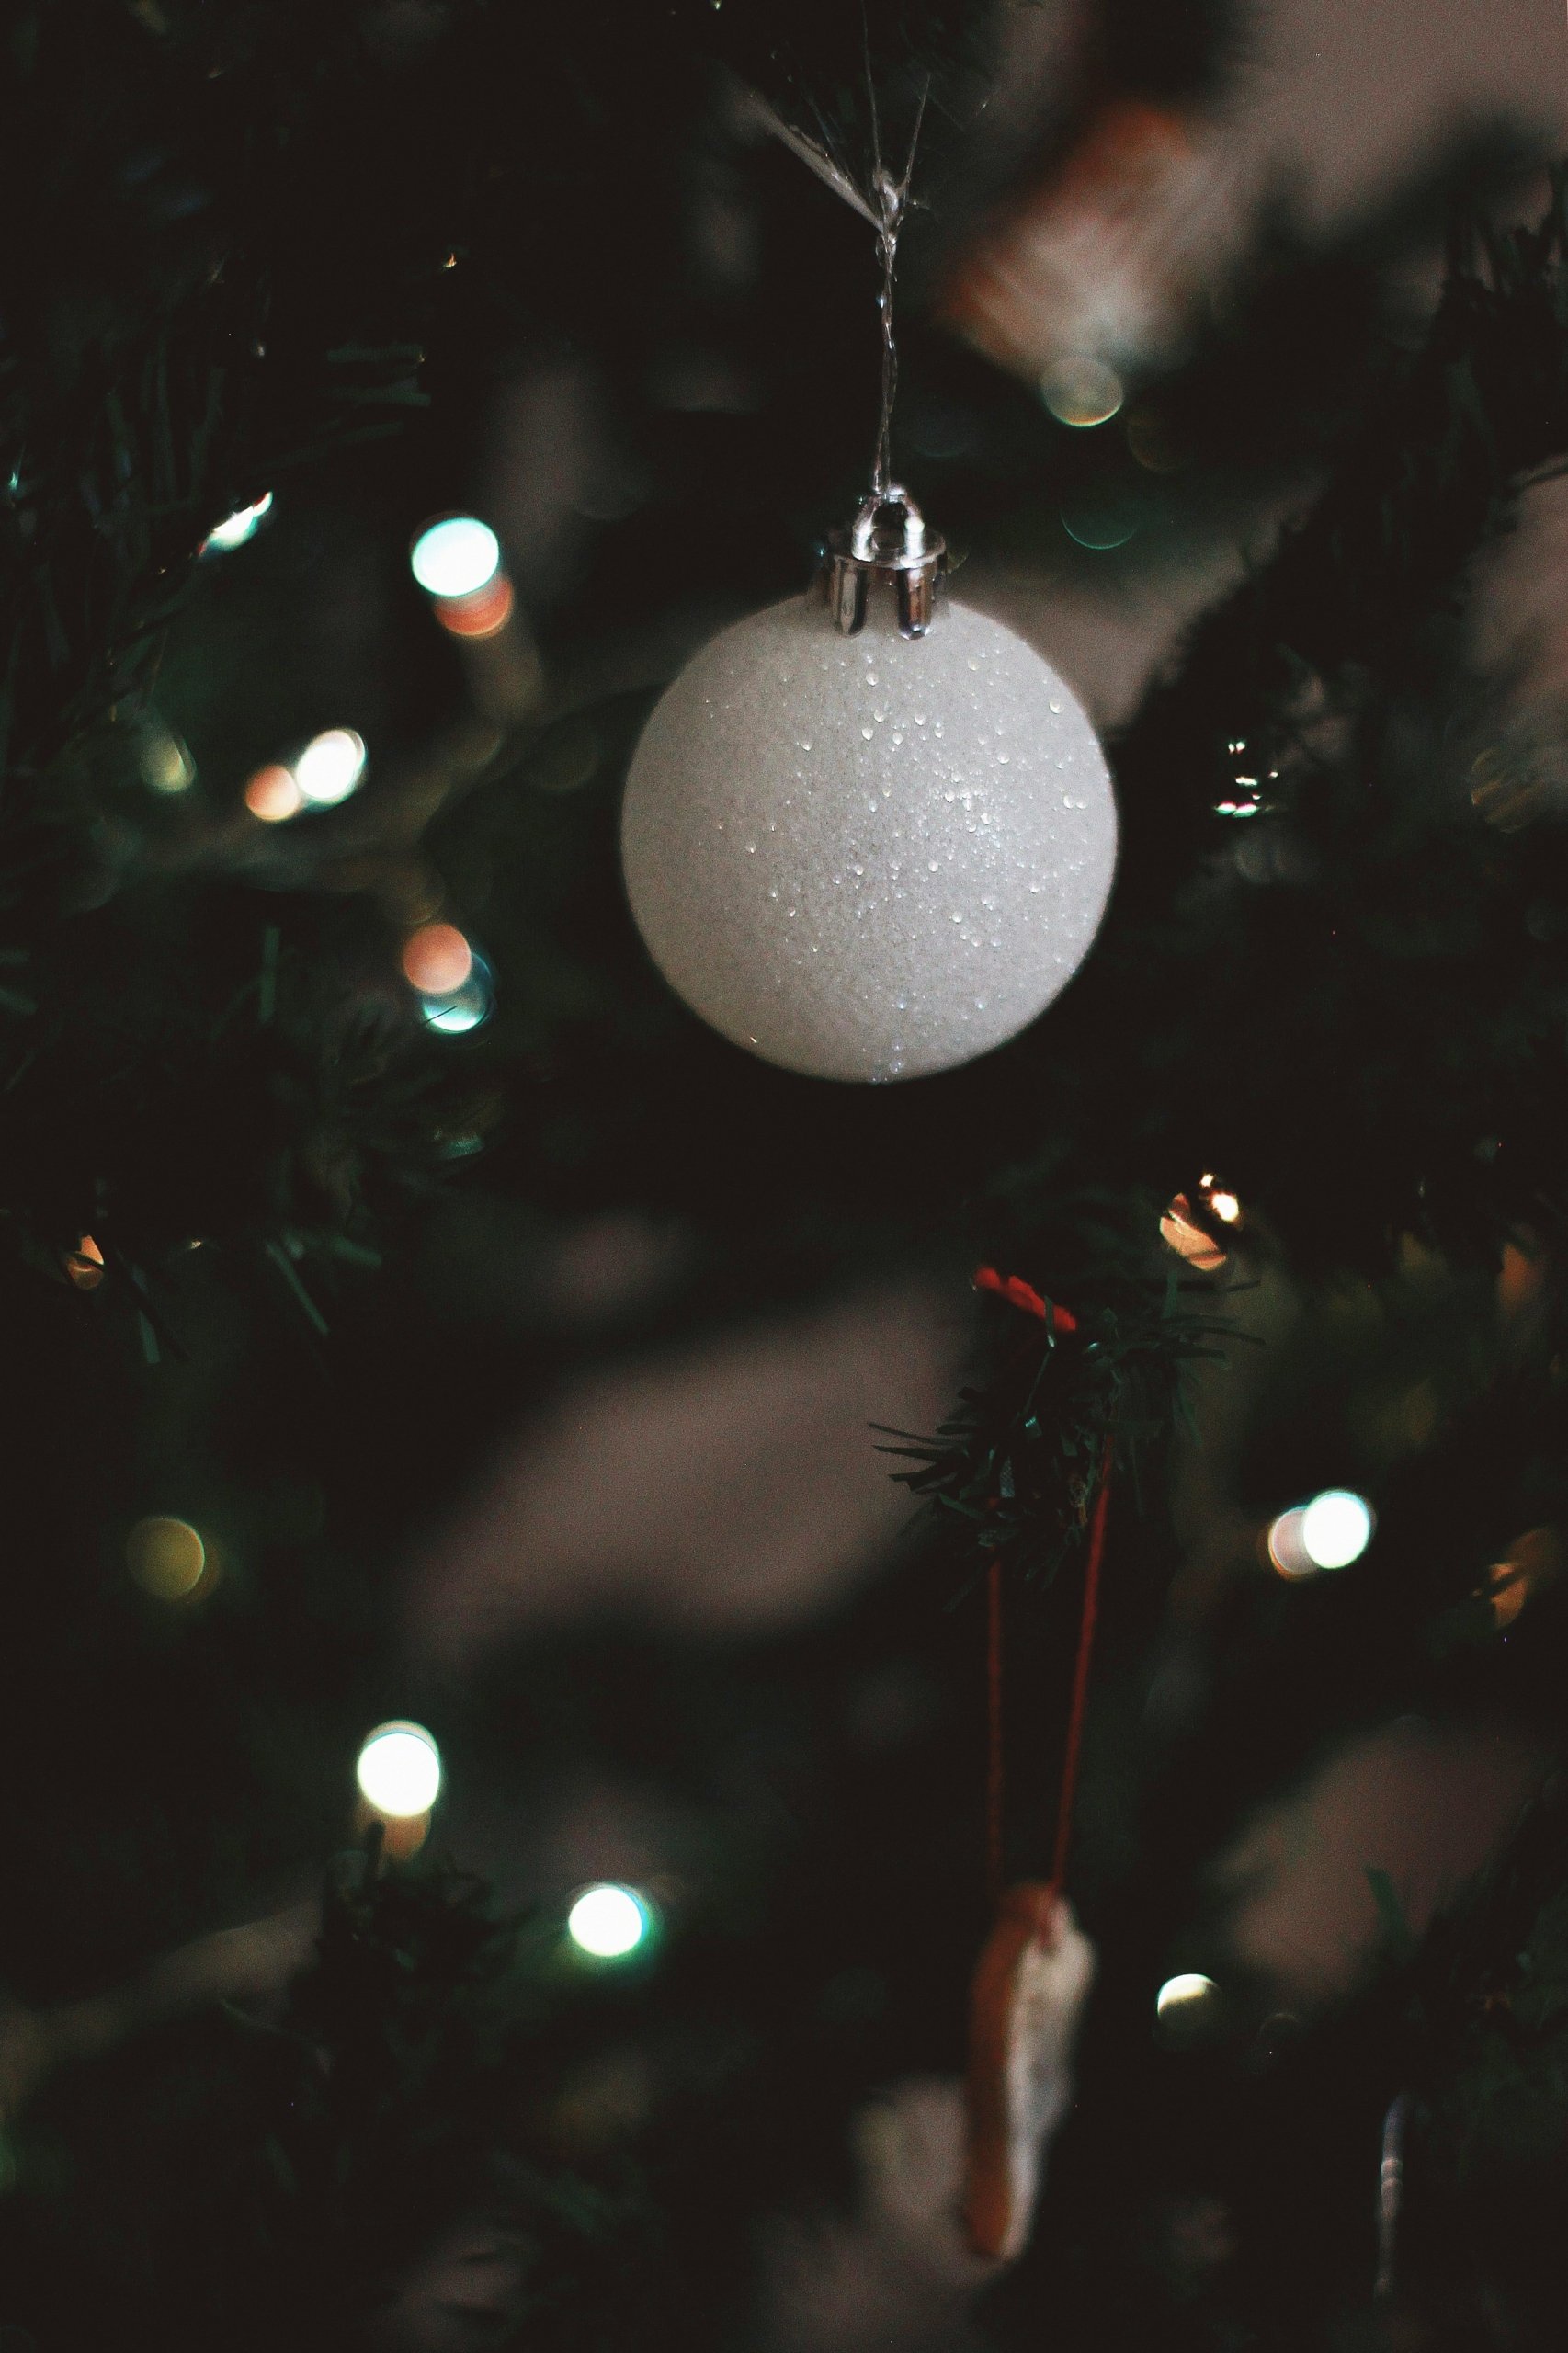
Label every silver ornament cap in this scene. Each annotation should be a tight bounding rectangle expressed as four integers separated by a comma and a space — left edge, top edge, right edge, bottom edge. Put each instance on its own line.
822, 485, 947, 639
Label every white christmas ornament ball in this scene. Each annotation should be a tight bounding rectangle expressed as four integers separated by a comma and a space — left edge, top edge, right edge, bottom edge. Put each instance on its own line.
620, 594, 1117, 1081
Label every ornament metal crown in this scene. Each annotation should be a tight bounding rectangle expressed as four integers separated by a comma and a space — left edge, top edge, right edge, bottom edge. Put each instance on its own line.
821, 486, 947, 639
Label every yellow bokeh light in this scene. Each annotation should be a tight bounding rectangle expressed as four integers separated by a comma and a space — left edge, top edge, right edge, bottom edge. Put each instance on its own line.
126, 1515, 208, 1601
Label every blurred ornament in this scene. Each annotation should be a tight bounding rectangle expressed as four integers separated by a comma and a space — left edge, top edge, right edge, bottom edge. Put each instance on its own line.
566, 1882, 652, 1960
620, 501, 1116, 1082
941, 102, 1231, 388
201, 491, 272, 554
962, 1886, 1095, 2258
357, 1721, 441, 1817
126, 1515, 209, 1602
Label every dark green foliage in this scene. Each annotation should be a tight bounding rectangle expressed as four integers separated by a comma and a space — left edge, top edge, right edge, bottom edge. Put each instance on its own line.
884, 1224, 1233, 1584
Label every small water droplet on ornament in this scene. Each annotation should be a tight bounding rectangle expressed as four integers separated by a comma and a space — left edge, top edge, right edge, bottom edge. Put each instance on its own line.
892, 733, 903, 745
914, 713, 926, 725
1050, 699, 1062, 714
873, 707, 885, 722
800, 738, 812, 751
746, 841, 756, 852
997, 751, 1010, 764
928, 859, 939, 871
861, 726, 874, 741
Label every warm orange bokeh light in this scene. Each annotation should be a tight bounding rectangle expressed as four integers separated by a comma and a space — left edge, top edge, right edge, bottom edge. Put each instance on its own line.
244, 764, 303, 823
1160, 1193, 1226, 1272
436, 575, 515, 641
64, 1234, 106, 1291
401, 922, 473, 996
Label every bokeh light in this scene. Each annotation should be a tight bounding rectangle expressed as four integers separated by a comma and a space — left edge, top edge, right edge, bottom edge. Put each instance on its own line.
1301, 1489, 1374, 1569
567, 1883, 652, 1960
1267, 1489, 1374, 1579
410, 515, 500, 599
419, 949, 494, 1035
402, 922, 472, 996
436, 573, 516, 641
64, 1234, 105, 1290
356, 1721, 441, 1818
244, 764, 303, 823
126, 1515, 208, 1601
1041, 354, 1125, 427
1060, 489, 1139, 551
202, 492, 273, 554
294, 728, 366, 808
141, 727, 196, 795
1154, 1972, 1221, 2043
1160, 1192, 1226, 1272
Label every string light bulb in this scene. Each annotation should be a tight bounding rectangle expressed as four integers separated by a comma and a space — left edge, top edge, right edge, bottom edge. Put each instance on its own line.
410, 514, 515, 639
1267, 1489, 1375, 1579
294, 728, 366, 808
202, 492, 273, 554
356, 1721, 441, 1818
566, 1883, 652, 1960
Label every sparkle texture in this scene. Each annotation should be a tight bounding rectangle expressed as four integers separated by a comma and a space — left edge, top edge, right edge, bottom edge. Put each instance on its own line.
620, 595, 1118, 1081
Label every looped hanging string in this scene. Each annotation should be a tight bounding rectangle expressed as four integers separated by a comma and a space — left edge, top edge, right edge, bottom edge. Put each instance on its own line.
986, 1559, 1006, 1903
1047, 1441, 1113, 1903
983, 1438, 1114, 1911
732, 73, 926, 497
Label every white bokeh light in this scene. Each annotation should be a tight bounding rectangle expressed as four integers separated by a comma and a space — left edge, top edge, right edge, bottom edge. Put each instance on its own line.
1300, 1488, 1374, 1571
411, 515, 501, 599
203, 492, 273, 553
1156, 1972, 1218, 2018
295, 727, 367, 807
567, 1883, 651, 1959
356, 1721, 441, 1817
420, 950, 493, 1035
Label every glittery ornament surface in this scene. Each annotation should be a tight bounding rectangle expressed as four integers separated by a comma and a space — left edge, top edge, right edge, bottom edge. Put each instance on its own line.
620, 595, 1117, 1081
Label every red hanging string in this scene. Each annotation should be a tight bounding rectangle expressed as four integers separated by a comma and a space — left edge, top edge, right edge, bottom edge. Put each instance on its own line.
981, 1444, 1114, 1910
1046, 1445, 1114, 1902
986, 1557, 1005, 1903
